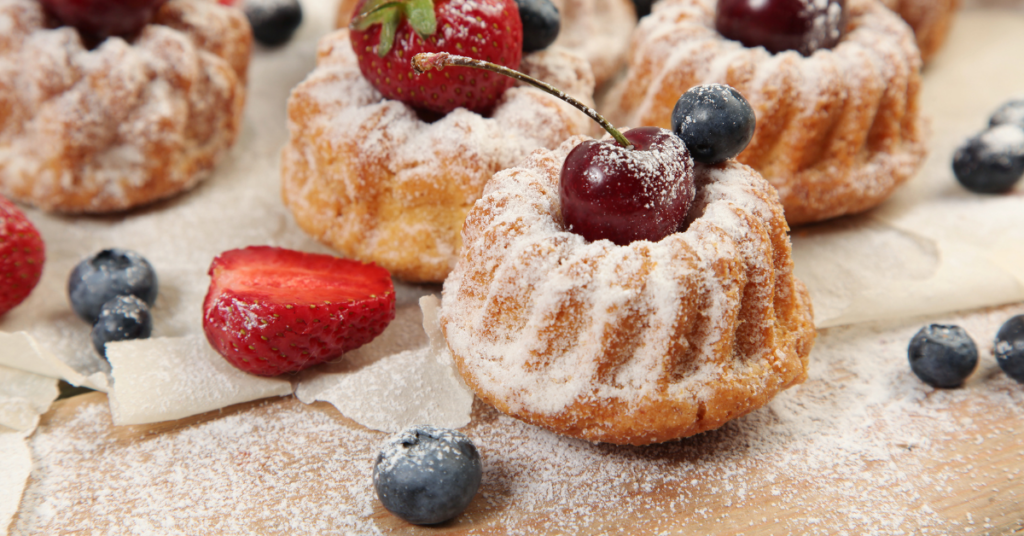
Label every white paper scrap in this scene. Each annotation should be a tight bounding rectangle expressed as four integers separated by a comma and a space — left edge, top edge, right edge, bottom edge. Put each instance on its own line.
0, 365, 59, 415
0, 431, 31, 536
295, 295, 474, 432
106, 335, 293, 426
0, 332, 91, 388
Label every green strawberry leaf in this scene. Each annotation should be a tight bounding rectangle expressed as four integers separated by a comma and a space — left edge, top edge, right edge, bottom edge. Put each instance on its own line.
403, 0, 436, 38
377, 14, 399, 56
350, 0, 437, 57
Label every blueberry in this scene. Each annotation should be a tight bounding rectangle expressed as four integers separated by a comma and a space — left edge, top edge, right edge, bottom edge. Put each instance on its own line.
91, 295, 153, 358
515, 0, 560, 53
990, 99, 1024, 129
907, 324, 978, 388
995, 314, 1024, 384
373, 425, 482, 525
68, 249, 158, 324
952, 124, 1024, 194
244, 0, 302, 47
631, 0, 654, 18
670, 84, 756, 164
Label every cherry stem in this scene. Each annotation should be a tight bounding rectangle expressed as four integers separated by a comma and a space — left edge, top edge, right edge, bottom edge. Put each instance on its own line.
411, 52, 633, 149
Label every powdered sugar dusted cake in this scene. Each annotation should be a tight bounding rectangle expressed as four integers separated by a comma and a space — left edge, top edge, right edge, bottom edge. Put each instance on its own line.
603, 0, 927, 226
281, 29, 597, 283
880, 0, 960, 62
0, 0, 251, 213
440, 136, 815, 446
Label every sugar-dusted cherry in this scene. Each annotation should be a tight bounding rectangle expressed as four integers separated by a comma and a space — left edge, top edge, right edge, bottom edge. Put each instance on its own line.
560, 127, 694, 245
412, 52, 697, 246
715, 0, 846, 56
40, 0, 168, 39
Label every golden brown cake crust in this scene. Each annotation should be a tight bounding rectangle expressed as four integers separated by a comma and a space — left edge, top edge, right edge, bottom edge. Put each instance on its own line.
0, 0, 250, 214
603, 0, 928, 226
440, 136, 816, 446
281, 29, 597, 283
880, 0, 960, 62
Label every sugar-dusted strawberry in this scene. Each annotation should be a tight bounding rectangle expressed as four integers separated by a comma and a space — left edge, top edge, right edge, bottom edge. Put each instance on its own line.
0, 196, 45, 317
202, 246, 396, 376
350, 0, 523, 115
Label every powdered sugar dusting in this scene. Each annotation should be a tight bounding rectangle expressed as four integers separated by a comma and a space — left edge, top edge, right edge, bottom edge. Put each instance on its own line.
281, 31, 597, 282
439, 137, 813, 444
605, 0, 927, 225
11, 302, 1024, 533
0, 0, 250, 213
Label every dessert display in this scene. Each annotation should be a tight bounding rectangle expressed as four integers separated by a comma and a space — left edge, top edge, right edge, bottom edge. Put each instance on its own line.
335, 0, 636, 86
281, 0, 598, 283
0, 195, 44, 316
426, 66, 815, 444
603, 0, 927, 225
0, 0, 251, 213
906, 324, 978, 388
202, 246, 396, 376
879, 0, 960, 62
5, 0, 1024, 532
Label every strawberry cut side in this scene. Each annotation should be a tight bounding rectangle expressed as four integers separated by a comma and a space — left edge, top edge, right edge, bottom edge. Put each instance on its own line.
202, 246, 396, 376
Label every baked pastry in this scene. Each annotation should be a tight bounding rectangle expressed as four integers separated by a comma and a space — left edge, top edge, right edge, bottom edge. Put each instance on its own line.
880, 0, 959, 63
603, 0, 927, 225
334, 0, 636, 86
0, 0, 251, 213
440, 135, 815, 445
281, 29, 597, 283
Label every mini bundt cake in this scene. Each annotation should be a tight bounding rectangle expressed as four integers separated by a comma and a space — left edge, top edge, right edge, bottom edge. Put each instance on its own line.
281, 29, 597, 283
334, 0, 636, 86
603, 0, 927, 225
440, 135, 815, 446
0, 0, 251, 213
880, 0, 959, 63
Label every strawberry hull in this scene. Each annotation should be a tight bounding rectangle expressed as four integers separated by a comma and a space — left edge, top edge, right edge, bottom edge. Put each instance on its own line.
202, 246, 396, 376
350, 0, 523, 115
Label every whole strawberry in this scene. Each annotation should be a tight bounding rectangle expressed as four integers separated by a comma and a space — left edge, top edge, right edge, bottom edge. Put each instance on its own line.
350, 0, 523, 115
0, 196, 45, 317
202, 246, 396, 376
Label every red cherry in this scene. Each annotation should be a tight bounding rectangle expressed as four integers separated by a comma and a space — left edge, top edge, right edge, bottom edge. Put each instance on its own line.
39, 0, 168, 39
715, 0, 846, 56
560, 127, 695, 246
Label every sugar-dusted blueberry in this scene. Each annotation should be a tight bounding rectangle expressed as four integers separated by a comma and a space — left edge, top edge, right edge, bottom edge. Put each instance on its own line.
907, 324, 978, 388
91, 295, 153, 358
994, 314, 1024, 384
515, 0, 560, 52
952, 124, 1024, 194
68, 249, 158, 324
373, 425, 482, 525
244, 0, 303, 47
989, 99, 1024, 129
671, 84, 756, 164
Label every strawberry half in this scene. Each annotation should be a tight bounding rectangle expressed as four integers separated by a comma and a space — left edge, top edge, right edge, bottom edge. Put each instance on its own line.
202, 246, 396, 376
0, 196, 45, 317
350, 0, 523, 115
